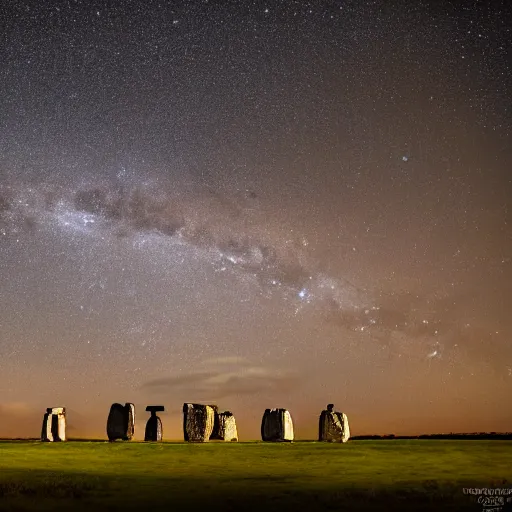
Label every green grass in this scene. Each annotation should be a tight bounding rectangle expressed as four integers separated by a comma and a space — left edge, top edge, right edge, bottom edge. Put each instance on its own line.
0, 440, 511, 511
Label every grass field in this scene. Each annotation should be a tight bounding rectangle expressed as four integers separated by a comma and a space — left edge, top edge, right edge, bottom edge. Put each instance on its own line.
0, 440, 511, 511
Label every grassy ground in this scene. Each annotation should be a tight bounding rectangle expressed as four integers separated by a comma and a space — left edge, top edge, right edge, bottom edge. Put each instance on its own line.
0, 440, 511, 511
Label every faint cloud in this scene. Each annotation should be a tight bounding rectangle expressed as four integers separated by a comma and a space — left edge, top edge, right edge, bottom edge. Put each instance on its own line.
0, 402, 32, 414
141, 359, 301, 402
202, 356, 252, 367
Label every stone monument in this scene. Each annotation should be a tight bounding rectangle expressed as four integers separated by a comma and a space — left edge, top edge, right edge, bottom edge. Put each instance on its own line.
144, 405, 164, 441
41, 407, 66, 442
183, 403, 216, 442
213, 411, 238, 442
319, 403, 350, 443
106, 402, 135, 441
261, 408, 294, 442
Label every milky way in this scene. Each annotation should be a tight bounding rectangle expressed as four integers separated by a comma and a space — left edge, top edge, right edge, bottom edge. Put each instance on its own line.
1, 175, 474, 363
1, 177, 373, 325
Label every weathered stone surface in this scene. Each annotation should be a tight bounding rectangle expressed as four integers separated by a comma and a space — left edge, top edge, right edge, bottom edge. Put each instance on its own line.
106, 403, 125, 440
126, 403, 135, 440
41, 407, 66, 442
216, 411, 238, 442
183, 403, 215, 442
41, 412, 52, 442
261, 408, 294, 442
145, 406, 164, 442
319, 404, 350, 443
106, 402, 135, 441
209, 404, 220, 440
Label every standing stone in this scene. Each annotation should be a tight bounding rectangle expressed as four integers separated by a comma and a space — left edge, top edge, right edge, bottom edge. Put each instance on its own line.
183, 403, 215, 442
106, 402, 135, 441
261, 408, 294, 442
216, 411, 238, 442
41, 407, 66, 442
319, 404, 350, 443
145, 406, 164, 442
209, 404, 220, 440
41, 411, 51, 442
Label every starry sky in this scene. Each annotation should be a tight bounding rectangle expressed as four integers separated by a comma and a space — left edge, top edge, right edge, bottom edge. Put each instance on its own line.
0, 0, 511, 440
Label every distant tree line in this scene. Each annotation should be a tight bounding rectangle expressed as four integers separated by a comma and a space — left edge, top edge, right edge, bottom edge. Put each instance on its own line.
352, 432, 512, 440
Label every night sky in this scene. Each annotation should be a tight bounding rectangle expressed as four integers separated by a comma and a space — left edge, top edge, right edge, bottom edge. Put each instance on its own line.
0, 0, 510, 440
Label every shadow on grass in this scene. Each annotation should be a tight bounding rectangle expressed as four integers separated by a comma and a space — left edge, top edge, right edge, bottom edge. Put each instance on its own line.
0, 469, 485, 512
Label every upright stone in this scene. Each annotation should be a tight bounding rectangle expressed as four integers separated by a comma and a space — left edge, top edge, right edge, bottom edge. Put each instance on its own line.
41, 407, 66, 442
216, 411, 238, 442
145, 405, 164, 442
41, 411, 51, 442
319, 404, 350, 443
126, 403, 135, 439
183, 403, 215, 442
209, 404, 220, 440
106, 402, 135, 441
261, 408, 294, 442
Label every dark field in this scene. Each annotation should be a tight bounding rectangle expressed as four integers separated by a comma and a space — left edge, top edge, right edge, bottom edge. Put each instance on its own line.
0, 440, 511, 511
